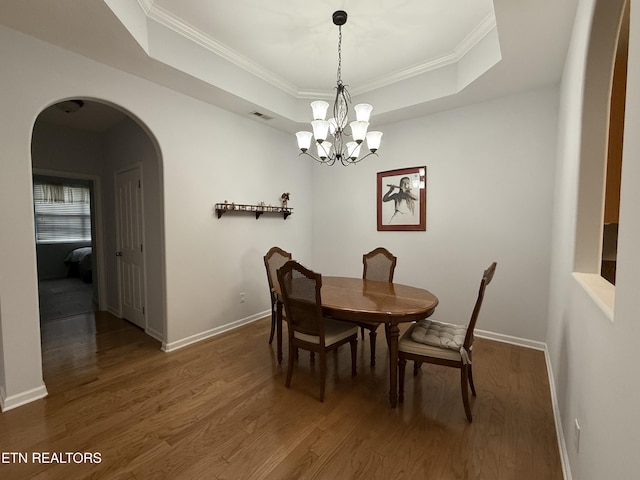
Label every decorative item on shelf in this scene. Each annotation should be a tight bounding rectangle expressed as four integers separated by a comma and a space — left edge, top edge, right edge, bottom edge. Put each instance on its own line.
281, 192, 290, 209
295, 10, 382, 166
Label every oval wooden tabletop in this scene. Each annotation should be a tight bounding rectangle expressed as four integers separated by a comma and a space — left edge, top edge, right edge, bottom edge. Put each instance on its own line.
320, 276, 439, 323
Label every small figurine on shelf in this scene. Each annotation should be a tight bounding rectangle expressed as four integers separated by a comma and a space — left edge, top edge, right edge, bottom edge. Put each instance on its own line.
281, 192, 290, 209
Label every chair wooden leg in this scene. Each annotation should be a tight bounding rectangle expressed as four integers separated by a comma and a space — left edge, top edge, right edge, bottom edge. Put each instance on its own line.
461, 366, 473, 422
268, 305, 276, 344
398, 357, 407, 403
350, 339, 357, 376
369, 330, 377, 367
468, 363, 477, 396
360, 326, 365, 339
285, 343, 295, 388
319, 351, 327, 402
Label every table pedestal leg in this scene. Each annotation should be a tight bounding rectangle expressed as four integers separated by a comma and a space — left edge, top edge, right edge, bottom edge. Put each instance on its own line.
277, 300, 283, 365
386, 322, 400, 407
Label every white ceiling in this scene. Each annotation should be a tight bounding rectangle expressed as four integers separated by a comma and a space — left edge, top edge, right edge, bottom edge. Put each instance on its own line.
0, 0, 578, 133
146, 0, 496, 95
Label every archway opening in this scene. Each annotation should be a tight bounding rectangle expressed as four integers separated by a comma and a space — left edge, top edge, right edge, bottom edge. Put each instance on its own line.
31, 98, 166, 391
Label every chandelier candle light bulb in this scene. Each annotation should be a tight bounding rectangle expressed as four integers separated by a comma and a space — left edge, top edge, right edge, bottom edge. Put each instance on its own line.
295, 10, 383, 166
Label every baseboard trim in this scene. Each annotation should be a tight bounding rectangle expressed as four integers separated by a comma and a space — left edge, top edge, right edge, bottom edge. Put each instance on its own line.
145, 326, 164, 343
0, 384, 48, 412
104, 308, 164, 345
162, 310, 270, 352
543, 344, 572, 480
475, 328, 546, 351
475, 329, 571, 480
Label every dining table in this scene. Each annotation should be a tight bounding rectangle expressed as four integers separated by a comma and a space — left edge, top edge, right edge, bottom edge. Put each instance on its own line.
274, 276, 439, 407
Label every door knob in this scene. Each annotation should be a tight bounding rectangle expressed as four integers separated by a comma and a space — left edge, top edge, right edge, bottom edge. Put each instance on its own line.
115, 251, 123, 257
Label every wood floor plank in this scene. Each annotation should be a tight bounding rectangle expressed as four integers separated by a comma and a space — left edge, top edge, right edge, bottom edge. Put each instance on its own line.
0, 311, 563, 479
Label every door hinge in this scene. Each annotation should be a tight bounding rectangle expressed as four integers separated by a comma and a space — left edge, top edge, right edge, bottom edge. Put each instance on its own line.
140, 244, 143, 253
138, 179, 141, 188
142, 306, 145, 315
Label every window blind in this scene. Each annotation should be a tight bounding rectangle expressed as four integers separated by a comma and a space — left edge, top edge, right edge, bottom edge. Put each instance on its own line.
33, 182, 92, 243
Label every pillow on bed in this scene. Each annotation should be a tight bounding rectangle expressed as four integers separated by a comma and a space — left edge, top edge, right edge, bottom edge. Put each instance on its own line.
64, 246, 92, 263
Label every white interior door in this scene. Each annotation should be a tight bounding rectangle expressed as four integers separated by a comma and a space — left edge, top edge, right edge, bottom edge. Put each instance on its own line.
116, 167, 145, 328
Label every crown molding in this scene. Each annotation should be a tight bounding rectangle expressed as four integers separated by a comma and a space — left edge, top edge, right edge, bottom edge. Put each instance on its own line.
351, 13, 497, 96
142, 1, 300, 97
350, 52, 459, 96
136, 0, 153, 15
135, 2, 497, 100
455, 12, 498, 59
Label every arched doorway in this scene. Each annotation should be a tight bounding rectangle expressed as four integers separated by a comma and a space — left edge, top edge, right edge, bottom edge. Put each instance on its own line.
31, 98, 166, 385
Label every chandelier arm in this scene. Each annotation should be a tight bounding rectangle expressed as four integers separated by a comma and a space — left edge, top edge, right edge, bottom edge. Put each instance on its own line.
298, 151, 336, 166
298, 149, 377, 166
318, 141, 331, 159
343, 151, 379, 165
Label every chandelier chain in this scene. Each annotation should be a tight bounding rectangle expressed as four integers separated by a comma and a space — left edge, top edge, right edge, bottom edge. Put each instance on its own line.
337, 26, 342, 85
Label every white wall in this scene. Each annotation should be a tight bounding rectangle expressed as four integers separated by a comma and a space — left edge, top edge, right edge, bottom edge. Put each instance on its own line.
311, 87, 559, 343
0, 25, 311, 408
547, 0, 640, 478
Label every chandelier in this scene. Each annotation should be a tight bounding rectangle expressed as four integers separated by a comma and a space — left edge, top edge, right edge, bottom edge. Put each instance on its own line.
295, 10, 382, 166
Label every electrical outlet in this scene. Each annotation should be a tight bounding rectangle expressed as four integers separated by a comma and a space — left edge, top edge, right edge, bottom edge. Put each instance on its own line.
574, 418, 581, 453
240, 292, 245, 303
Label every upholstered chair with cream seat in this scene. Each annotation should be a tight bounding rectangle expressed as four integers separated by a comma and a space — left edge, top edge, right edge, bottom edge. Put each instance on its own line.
398, 262, 497, 422
277, 260, 358, 402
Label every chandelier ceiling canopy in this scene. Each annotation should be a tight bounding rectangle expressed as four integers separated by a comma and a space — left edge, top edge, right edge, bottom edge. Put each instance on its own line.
295, 10, 383, 166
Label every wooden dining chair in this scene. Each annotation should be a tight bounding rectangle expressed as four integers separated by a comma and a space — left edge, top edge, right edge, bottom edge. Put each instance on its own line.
358, 247, 397, 366
263, 246, 292, 344
398, 262, 497, 422
277, 260, 358, 402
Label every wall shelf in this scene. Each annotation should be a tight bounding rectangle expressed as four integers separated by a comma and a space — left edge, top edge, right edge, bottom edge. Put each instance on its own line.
215, 203, 293, 220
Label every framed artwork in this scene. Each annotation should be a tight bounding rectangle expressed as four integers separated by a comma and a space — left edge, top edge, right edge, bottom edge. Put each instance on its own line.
377, 166, 426, 231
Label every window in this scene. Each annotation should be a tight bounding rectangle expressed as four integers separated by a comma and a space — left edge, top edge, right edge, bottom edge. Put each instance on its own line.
33, 182, 92, 243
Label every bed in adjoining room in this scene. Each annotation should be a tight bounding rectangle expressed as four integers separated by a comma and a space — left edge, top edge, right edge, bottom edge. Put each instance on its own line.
64, 246, 92, 283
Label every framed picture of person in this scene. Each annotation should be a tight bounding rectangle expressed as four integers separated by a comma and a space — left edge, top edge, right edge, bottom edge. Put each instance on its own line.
377, 166, 426, 231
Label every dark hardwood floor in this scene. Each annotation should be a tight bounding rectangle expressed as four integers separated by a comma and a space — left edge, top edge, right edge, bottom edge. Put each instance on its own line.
38, 277, 94, 322
0, 311, 563, 479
